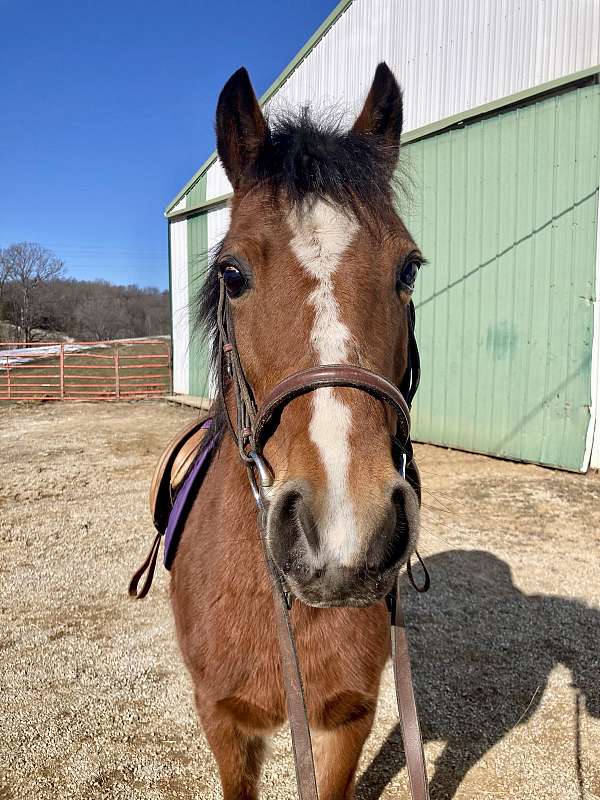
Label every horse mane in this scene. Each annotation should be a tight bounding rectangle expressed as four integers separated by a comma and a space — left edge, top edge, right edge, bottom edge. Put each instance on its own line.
195, 108, 402, 445
259, 107, 399, 215
195, 240, 227, 442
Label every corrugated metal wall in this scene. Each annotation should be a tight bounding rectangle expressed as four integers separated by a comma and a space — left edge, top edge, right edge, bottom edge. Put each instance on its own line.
187, 211, 210, 398
405, 82, 600, 470
591, 208, 600, 468
169, 198, 189, 395
169, 200, 230, 396
200, 0, 600, 204
183, 200, 230, 397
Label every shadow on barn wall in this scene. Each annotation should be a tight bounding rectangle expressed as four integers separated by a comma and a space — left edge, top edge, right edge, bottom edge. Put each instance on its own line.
356, 550, 600, 800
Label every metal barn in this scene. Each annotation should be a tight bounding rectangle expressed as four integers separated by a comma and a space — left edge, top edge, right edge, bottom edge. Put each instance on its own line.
165, 0, 600, 472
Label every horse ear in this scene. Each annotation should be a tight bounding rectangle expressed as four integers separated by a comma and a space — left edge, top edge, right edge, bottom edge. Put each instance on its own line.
352, 62, 403, 171
216, 67, 269, 191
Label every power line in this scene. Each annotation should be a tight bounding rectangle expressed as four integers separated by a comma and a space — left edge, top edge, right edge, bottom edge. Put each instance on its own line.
1, 241, 166, 258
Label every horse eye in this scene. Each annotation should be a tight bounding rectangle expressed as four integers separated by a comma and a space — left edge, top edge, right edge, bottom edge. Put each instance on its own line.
220, 264, 247, 298
396, 257, 421, 294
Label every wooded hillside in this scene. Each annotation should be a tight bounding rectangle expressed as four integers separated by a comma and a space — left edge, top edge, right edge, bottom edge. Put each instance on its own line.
0, 242, 170, 341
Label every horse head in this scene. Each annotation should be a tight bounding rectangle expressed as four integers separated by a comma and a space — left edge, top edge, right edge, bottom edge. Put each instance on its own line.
207, 63, 424, 607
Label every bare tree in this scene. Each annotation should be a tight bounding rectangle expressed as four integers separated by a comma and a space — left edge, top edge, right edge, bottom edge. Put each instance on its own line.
1, 243, 64, 341
0, 248, 13, 306
1, 244, 170, 341
74, 293, 131, 341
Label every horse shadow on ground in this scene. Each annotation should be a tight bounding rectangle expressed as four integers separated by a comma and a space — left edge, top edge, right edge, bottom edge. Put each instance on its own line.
356, 549, 600, 800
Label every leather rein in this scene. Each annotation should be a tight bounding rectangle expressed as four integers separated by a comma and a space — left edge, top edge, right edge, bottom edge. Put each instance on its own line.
216, 276, 430, 800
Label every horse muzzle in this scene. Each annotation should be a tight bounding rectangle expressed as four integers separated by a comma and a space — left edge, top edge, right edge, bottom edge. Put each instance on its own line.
264, 476, 420, 608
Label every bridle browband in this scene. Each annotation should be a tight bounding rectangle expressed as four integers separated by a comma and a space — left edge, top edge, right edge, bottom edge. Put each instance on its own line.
216, 275, 430, 800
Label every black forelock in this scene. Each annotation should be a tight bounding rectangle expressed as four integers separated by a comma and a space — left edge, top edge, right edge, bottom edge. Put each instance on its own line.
248, 107, 399, 217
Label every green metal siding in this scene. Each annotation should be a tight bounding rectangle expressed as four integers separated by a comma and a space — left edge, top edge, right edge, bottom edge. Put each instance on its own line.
187, 174, 211, 396
186, 172, 208, 210
405, 83, 600, 470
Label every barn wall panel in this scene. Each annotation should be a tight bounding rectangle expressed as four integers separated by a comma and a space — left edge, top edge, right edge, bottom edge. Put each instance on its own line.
207, 204, 231, 253
589, 200, 600, 469
169, 205, 189, 394
203, 205, 232, 398
405, 83, 600, 470
187, 212, 210, 398
183, 201, 232, 399
200, 0, 600, 202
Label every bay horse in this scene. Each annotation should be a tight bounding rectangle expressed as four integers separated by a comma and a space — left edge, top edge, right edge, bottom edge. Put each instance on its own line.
170, 63, 425, 800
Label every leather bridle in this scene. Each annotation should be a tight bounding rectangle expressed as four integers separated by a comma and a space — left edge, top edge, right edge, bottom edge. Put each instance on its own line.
217, 276, 430, 800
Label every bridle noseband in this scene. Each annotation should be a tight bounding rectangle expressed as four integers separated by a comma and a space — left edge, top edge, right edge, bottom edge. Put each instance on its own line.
216, 274, 430, 800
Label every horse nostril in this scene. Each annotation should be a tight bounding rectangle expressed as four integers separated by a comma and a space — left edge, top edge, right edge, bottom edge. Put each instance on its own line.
391, 486, 411, 554
365, 483, 419, 575
365, 503, 398, 573
268, 483, 319, 570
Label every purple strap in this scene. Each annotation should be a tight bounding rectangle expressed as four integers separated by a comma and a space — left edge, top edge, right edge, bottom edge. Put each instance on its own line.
164, 419, 215, 569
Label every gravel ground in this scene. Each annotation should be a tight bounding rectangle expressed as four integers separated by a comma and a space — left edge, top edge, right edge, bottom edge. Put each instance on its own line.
1, 400, 599, 800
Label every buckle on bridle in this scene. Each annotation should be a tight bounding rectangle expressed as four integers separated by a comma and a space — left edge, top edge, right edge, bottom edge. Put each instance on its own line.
399, 451, 407, 479
246, 450, 273, 509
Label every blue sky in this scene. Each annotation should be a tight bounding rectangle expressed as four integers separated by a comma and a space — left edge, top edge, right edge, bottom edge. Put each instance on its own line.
0, 0, 337, 289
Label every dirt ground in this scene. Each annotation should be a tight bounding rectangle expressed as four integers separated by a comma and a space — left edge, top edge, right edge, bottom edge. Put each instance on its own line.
1, 400, 599, 800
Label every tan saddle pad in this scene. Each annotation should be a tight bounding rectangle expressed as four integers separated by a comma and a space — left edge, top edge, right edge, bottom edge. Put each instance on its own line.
149, 413, 213, 534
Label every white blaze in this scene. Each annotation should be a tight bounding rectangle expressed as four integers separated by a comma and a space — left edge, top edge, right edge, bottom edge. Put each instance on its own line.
288, 200, 360, 566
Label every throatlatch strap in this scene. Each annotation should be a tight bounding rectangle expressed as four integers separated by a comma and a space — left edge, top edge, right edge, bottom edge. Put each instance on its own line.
390, 575, 430, 800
